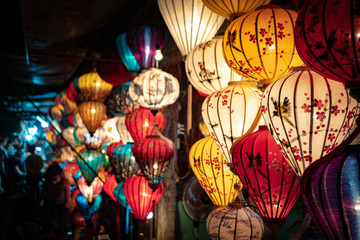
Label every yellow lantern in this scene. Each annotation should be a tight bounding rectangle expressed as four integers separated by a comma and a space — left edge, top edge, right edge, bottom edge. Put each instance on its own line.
202, 81, 262, 163
78, 72, 113, 101
223, 6, 303, 86
78, 101, 106, 135
189, 136, 240, 206
202, 0, 270, 19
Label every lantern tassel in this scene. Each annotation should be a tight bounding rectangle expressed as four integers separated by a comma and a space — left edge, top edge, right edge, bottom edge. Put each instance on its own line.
125, 205, 130, 235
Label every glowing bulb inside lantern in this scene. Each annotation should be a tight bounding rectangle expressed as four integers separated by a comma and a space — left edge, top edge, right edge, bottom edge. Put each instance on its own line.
91, 108, 96, 114
88, 156, 93, 161
355, 205, 360, 211
274, 204, 279, 208
96, 82, 100, 87
269, 45, 275, 50
147, 212, 154, 219
144, 121, 149, 127
153, 163, 158, 169
155, 49, 163, 61
69, 157, 73, 161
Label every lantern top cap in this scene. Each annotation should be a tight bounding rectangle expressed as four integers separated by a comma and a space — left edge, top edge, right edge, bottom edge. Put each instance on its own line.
227, 80, 252, 86
258, 125, 268, 131
228, 202, 245, 209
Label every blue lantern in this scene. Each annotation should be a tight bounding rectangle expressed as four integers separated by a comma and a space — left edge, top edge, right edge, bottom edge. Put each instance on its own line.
76, 149, 105, 184
113, 182, 129, 208
76, 193, 103, 221
116, 32, 140, 73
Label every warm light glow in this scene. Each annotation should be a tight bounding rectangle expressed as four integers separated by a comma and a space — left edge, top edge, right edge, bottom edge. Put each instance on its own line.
154, 49, 163, 61
147, 211, 154, 219
96, 82, 100, 87
355, 205, 360, 211
91, 108, 96, 114
144, 121, 149, 127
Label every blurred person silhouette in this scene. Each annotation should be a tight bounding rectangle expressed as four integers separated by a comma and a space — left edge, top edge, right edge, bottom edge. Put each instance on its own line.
25, 145, 44, 203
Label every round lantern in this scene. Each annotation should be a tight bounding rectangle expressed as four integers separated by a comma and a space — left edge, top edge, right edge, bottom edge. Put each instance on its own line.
123, 175, 164, 221
223, 5, 303, 86
76, 193, 102, 221
261, 67, 359, 176
206, 203, 264, 239
302, 145, 360, 240
116, 115, 134, 144
202, 0, 270, 19
111, 143, 141, 183
103, 174, 118, 202
202, 81, 263, 164
158, 0, 225, 57
294, 0, 360, 84
116, 32, 141, 73
189, 136, 240, 206
125, 107, 166, 143
76, 149, 106, 184
103, 116, 121, 143
133, 134, 175, 187
129, 68, 180, 110
78, 72, 113, 102
78, 101, 107, 135
185, 36, 246, 95
77, 175, 104, 203
96, 50, 132, 87
232, 126, 300, 226
126, 25, 165, 70
106, 141, 123, 163
106, 81, 140, 116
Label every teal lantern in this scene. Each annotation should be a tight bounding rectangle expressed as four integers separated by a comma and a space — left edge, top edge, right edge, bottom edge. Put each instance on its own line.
76, 149, 105, 184
116, 32, 140, 74
113, 182, 128, 208
101, 141, 111, 170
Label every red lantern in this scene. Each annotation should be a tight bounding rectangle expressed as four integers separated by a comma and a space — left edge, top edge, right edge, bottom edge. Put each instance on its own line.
123, 175, 164, 221
125, 107, 166, 143
66, 81, 79, 103
106, 141, 123, 162
133, 135, 174, 188
103, 174, 118, 202
232, 126, 300, 231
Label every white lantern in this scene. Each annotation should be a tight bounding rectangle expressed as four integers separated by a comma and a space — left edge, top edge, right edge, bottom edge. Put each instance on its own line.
83, 127, 107, 149
116, 115, 134, 144
103, 117, 121, 143
62, 127, 79, 148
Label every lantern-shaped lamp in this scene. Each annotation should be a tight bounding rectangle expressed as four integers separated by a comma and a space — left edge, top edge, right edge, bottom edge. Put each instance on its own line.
77, 175, 104, 203
78, 101, 107, 135
106, 81, 140, 116
76, 149, 105, 184
116, 32, 141, 74
116, 115, 134, 144
189, 136, 240, 206
112, 143, 141, 183
78, 72, 113, 102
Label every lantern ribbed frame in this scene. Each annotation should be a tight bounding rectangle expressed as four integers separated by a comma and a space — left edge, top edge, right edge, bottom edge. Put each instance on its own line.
116, 32, 141, 73
116, 115, 134, 144
206, 204, 264, 239
112, 143, 141, 183
261, 67, 359, 176
189, 136, 240, 207
223, 6, 303, 85
133, 135, 174, 187
129, 68, 180, 110
201, 81, 263, 164
76, 149, 105, 184
78, 101, 106, 135
78, 72, 113, 101
157, 0, 225, 57
185, 36, 247, 95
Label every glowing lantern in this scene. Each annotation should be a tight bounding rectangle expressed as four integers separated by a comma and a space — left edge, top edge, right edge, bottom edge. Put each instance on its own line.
125, 107, 166, 143
116, 32, 141, 73
185, 36, 246, 95
60, 146, 75, 163
206, 203, 264, 239
232, 126, 300, 229
106, 81, 140, 116
76, 149, 105, 184
202, 81, 263, 164
123, 175, 164, 221
78, 72, 113, 101
63, 162, 79, 185
261, 67, 359, 176
129, 68, 180, 110
103, 117, 121, 143
76, 193, 102, 221
83, 127, 107, 149
223, 5, 303, 86
50, 105, 63, 122
77, 175, 104, 203
106, 141, 123, 163
133, 135, 174, 187
113, 182, 129, 208
62, 127, 79, 148
157, 0, 225, 57
202, 0, 270, 19
126, 25, 164, 69
78, 101, 106, 135
112, 143, 141, 183
103, 174, 117, 202
302, 145, 360, 240
116, 115, 134, 144
72, 111, 86, 128
66, 81, 79, 103
189, 136, 240, 206
294, 0, 360, 84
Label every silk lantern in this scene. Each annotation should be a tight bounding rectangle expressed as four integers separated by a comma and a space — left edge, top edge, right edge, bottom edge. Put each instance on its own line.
116, 32, 141, 73
78, 72, 113, 102
294, 0, 360, 84
112, 143, 141, 183
76, 193, 102, 221
133, 134, 174, 188
206, 203, 264, 239
189, 136, 240, 206
302, 145, 360, 240
106, 81, 140, 116
125, 107, 166, 143
116, 115, 134, 144
83, 127, 107, 149
202, 81, 263, 164
76, 149, 105, 184
158, 0, 225, 57
103, 117, 121, 143
77, 175, 104, 203
78, 101, 106, 135
232, 126, 300, 227
62, 127, 79, 148
63, 162, 79, 186
261, 67, 359, 176
223, 5, 303, 86
129, 68, 180, 110
124, 175, 164, 221
103, 174, 118, 202
126, 25, 164, 70
60, 146, 75, 163
202, 0, 270, 19
185, 36, 246, 95
106, 141, 123, 163
113, 181, 129, 208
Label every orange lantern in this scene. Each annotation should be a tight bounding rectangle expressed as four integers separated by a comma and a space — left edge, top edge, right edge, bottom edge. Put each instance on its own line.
78, 101, 106, 135
78, 72, 113, 101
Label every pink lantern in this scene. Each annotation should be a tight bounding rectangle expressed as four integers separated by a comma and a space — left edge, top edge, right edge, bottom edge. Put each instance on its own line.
77, 176, 104, 203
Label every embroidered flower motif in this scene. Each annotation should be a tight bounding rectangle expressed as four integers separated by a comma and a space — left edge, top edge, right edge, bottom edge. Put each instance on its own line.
222, 95, 228, 100
331, 105, 340, 116
304, 155, 312, 162
301, 103, 311, 113
316, 111, 326, 121
277, 23, 285, 30
254, 66, 262, 72
222, 100, 228, 106
249, 34, 256, 43
328, 133, 335, 142
259, 28, 268, 37
313, 99, 324, 110
278, 31, 285, 39
265, 37, 274, 46
261, 105, 267, 114
291, 146, 300, 154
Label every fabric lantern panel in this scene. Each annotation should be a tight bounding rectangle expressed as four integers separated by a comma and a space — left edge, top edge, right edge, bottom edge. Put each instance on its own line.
103, 174, 118, 202
106, 141, 123, 163
76, 149, 105, 184
76, 193, 102, 221
72, 111, 86, 129
261, 67, 359, 176
113, 181, 129, 208
77, 175, 104, 203
83, 127, 107, 149
78, 72, 113, 102
60, 146, 75, 163
62, 127, 79, 148
78, 101, 107, 135
103, 116, 121, 143
106, 81, 140, 116
66, 81, 79, 103
116, 115, 134, 144
116, 32, 141, 73
63, 162, 79, 186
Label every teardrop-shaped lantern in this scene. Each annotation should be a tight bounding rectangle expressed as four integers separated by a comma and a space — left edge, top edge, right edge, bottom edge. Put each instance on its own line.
113, 181, 129, 208
112, 143, 141, 183
206, 203, 264, 239
202, 0, 270, 19
232, 126, 300, 226
129, 68, 180, 110
116, 32, 141, 73
106, 81, 140, 116
76, 149, 105, 184
77, 175, 104, 203
189, 136, 240, 206
223, 5, 303, 86
116, 115, 134, 144
103, 174, 117, 202
78, 101, 107, 135
202, 81, 263, 163
185, 36, 246, 95
103, 117, 121, 143
126, 25, 165, 70
157, 0, 225, 57
125, 107, 166, 143
78, 72, 113, 102
133, 135, 174, 187
123, 175, 164, 221
261, 67, 359, 176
